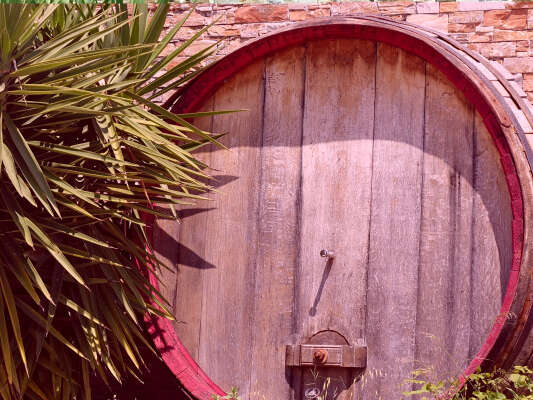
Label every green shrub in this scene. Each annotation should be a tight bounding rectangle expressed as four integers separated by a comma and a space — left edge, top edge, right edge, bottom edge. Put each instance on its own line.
0, 3, 222, 399
404, 366, 533, 400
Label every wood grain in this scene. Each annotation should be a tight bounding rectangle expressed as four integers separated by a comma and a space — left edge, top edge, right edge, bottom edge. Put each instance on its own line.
415, 63, 475, 380
469, 112, 513, 360
248, 46, 305, 400
298, 38, 376, 400
164, 100, 215, 362
195, 59, 266, 398
364, 43, 426, 400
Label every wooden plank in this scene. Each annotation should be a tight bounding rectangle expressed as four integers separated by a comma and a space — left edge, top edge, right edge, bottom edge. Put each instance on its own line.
414, 63, 475, 381
298, 38, 376, 400
364, 43, 425, 400
247, 46, 305, 400
154, 100, 215, 362
196, 59, 266, 398
469, 112, 513, 359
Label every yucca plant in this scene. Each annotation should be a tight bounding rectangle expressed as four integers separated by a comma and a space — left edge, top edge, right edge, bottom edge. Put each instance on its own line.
0, 3, 223, 399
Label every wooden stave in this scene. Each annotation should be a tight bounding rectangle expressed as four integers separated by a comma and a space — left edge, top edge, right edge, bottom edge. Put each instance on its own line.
143, 17, 533, 400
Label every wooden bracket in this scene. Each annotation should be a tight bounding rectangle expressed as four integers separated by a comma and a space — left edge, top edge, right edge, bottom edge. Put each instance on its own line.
285, 344, 367, 368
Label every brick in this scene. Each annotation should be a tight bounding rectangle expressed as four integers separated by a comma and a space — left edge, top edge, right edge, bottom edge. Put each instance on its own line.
458, 1, 506, 11
234, 5, 288, 23
449, 11, 484, 24
416, 2, 439, 14
517, 51, 530, 57
493, 30, 530, 41
440, 2, 458, 13
330, 2, 378, 15
528, 92, 533, 104
406, 14, 448, 33
483, 10, 528, 30
504, 57, 533, 73
290, 8, 330, 21
377, 1, 416, 15
449, 23, 478, 33
529, 10, 533, 29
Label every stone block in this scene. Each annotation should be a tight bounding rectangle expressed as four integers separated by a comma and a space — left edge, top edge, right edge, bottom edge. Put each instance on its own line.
504, 57, 533, 73
458, 2, 506, 11
524, 74, 533, 92
475, 25, 494, 33
440, 2, 458, 13
469, 32, 493, 43
406, 14, 448, 33
331, 2, 379, 15
416, 2, 439, 14
449, 23, 478, 33
516, 40, 530, 52
377, 1, 416, 15
491, 42, 518, 57
208, 25, 241, 38
183, 11, 212, 27
484, 10, 528, 30
234, 5, 288, 23
181, 40, 219, 57
290, 8, 330, 21
493, 29, 530, 41
449, 11, 484, 24
468, 43, 491, 58
508, 2, 533, 9
450, 33, 470, 42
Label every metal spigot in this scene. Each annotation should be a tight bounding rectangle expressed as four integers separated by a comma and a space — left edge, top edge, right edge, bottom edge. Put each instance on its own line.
320, 249, 334, 259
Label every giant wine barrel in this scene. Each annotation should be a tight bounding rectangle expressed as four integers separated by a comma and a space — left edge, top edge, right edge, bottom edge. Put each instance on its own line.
145, 16, 533, 400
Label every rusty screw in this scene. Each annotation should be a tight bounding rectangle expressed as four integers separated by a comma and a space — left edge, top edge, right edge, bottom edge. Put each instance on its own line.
313, 349, 328, 364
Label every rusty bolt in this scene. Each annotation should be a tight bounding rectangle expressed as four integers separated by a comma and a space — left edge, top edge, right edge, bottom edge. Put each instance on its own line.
313, 349, 328, 364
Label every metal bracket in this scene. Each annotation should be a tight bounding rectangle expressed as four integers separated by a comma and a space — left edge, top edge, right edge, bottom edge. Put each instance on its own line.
285, 344, 367, 368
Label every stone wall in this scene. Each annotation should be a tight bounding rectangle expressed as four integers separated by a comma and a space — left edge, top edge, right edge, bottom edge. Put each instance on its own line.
157, 1, 533, 105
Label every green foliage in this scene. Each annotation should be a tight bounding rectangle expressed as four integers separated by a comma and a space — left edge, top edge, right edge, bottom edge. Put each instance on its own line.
404, 366, 533, 400
0, 3, 223, 399
212, 387, 242, 400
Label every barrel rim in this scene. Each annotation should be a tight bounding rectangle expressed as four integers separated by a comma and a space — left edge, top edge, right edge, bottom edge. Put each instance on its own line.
145, 16, 533, 399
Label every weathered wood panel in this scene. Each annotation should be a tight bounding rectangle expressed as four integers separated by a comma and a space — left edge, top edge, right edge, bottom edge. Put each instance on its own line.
298, 39, 376, 399
196, 60, 265, 398
248, 46, 305, 400
415, 63, 475, 380
365, 42, 426, 399
469, 113, 513, 359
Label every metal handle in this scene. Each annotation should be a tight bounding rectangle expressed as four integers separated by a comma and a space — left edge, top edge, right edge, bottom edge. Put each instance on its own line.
320, 249, 334, 259
285, 344, 367, 368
